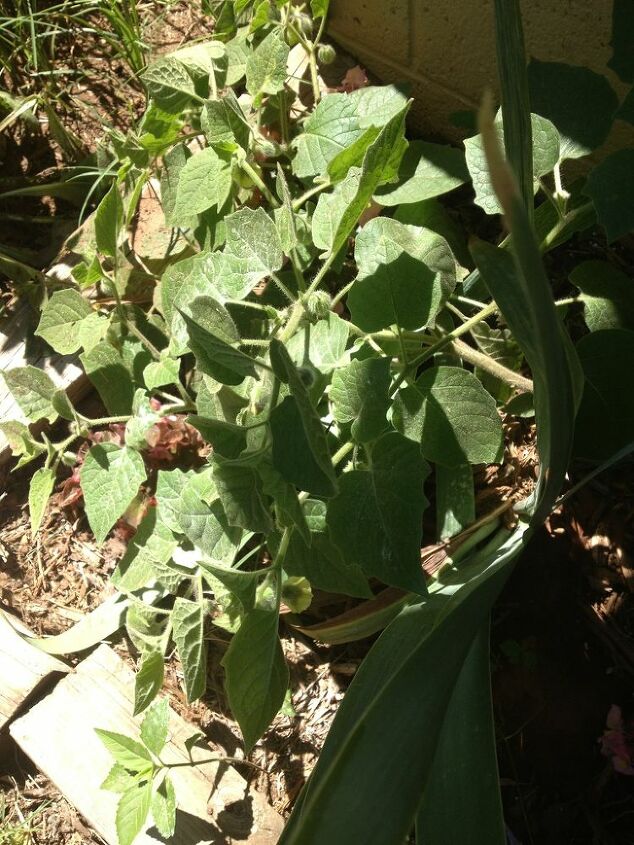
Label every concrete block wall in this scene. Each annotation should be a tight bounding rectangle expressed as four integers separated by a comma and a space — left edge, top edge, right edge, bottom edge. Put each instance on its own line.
329, 0, 633, 157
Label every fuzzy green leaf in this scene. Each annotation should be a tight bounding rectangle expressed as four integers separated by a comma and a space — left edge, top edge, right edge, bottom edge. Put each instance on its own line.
327, 432, 430, 594
95, 182, 123, 257
151, 776, 176, 839
225, 206, 284, 280
95, 729, 153, 772
140, 698, 170, 754
348, 217, 455, 332
213, 457, 273, 533
375, 140, 469, 206
246, 28, 289, 99
35, 289, 99, 355
330, 357, 391, 443
116, 780, 153, 845
172, 597, 207, 702
134, 652, 165, 717
80, 443, 147, 545
179, 305, 258, 385
583, 149, 634, 243
528, 59, 618, 159
269, 339, 337, 496
143, 57, 197, 113
286, 313, 349, 373
80, 341, 135, 415
177, 482, 242, 563
292, 93, 362, 179
172, 147, 233, 225
28, 466, 55, 536
569, 260, 634, 331
3, 366, 58, 423
222, 607, 289, 751
143, 357, 180, 391
284, 500, 371, 598
464, 112, 560, 214
393, 366, 504, 467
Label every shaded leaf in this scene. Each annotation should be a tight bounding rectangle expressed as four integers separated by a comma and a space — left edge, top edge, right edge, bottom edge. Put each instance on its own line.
583, 149, 634, 242
80, 443, 147, 545
392, 366, 504, 467
172, 597, 207, 702
330, 357, 391, 443
222, 607, 288, 751
3, 366, 57, 423
569, 260, 634, 331
528, 59, 618, 159
375, 140, 469, 205
134, 652, 165, 716
327, 431, 429, 594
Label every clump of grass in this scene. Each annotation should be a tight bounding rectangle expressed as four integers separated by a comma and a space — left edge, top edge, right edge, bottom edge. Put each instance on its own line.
0, 792, 48, 845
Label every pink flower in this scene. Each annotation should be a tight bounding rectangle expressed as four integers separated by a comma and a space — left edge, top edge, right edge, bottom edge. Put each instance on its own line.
600, 705, 634, 775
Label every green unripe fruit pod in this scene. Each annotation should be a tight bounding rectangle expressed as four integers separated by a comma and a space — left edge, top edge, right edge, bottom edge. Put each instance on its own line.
295, 11, 313, 37
318, 44, 336, 65
305, 290, 331, 321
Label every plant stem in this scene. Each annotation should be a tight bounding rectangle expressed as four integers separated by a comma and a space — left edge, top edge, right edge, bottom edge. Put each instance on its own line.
270, 272, 297, 302
391, 301, 498, 396
78, 414, 131, 426
331, 279, 355, 308
451, 338, 533, 392
308, 46, 321, 103
292, 181, 330, 211
239, 160, 279, 208
165, 756, 270, 775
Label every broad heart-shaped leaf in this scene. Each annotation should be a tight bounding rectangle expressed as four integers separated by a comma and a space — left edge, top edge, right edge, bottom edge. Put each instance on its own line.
269, 339, 338, 498
528, 59, 618, 159
3, 366, 58, 423
392, 366, 504, 467
464, 112, 560, 214
143, 56, 197, 113
179, 306, 258, 385
177, 481, 243, 563
326, 432, 429, 594
112, 508, 178, 592
222, 607, 289, 752
347, 84, 411, 129
213, 456, 273, 533
155, 468, 194, 533
330, 357, 391, 443
224, 207, 283, 281
134, 651, 165, 716
573, 329, 634, 461
292, 93, 363, 180
143, 357, 180, 391
284, 500, 371, 598
348, 217, 455, 332
375, 140, 469, 206
608, 0, 634, 82
140, 697, 170, 755
270, 397, 336, 498
171, 597, 207, 702
286, 313, 349, 373
188, 416, 247, 458
80, 341, 135, 415
35, 289, 97, 354
171, 147, 233, 226
161, 142, 190, 225
116, 780, 153, 845
330, 107, 409, 258
151, 776, 176, 839
80, 444, 147, 545
278, 528, 523, 845
95, 182, 123, 257
202, 93, 250, 150
311, 167, 362, 253
257, 459, 311, 545
95, 729, 153, 772
416, 623, 504, 844
569, 260, 634, 332
28, 467, 55, 535
583, 150, 634, 243
245, 28, 289, 99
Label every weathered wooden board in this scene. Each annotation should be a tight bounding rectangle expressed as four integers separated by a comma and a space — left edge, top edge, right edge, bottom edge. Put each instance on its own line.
10, 644, 284, 845
0, 610, 69, 730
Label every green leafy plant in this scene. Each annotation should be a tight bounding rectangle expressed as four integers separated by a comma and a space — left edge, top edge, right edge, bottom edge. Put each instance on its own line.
2, 0, 634, 842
